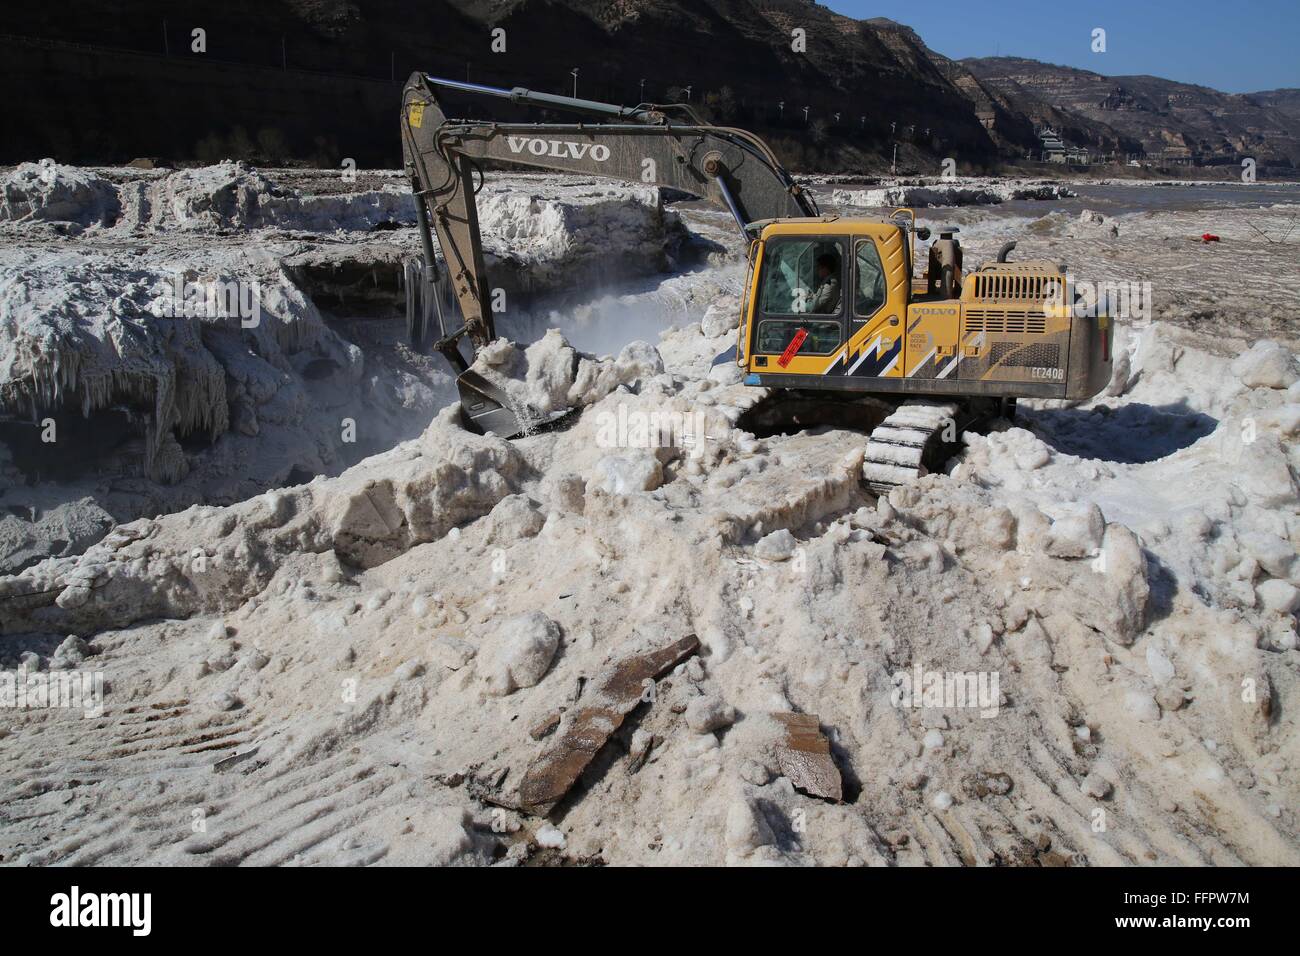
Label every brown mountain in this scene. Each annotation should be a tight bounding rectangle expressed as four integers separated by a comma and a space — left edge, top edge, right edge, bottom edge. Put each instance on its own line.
1251, 89, 1300, 124
0, 0, 1011, 169
964, 56, 1300, 167
1, 2, 1295, 172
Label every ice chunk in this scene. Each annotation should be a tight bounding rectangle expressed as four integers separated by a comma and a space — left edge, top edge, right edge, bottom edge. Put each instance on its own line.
587, 452, 664, 495
1, 159, 120, 227
480, 611, 561, 696
754, 529, 797, 561
1257, 580, 1300, 614
1232, 341, 1298, 389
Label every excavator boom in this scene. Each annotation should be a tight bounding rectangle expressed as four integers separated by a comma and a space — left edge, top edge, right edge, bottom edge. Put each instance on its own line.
400, 72, 818, 434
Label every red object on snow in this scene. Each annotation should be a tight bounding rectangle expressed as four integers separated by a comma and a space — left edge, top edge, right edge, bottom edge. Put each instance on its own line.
777, 327, 809, 368
1201, 232, 1220, 242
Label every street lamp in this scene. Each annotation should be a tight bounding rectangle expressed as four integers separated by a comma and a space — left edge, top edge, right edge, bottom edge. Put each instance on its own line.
778, 100, 784, 119
860, 116, 866, 129
834, 112, 841, 123
684, 85, 692, 101
571, 68, 579, 98
639, 78, 646, 102
802, 106, 809, 124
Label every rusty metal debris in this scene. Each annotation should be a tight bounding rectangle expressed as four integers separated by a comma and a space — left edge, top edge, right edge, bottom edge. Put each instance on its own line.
772, 712, 842, 801
529, 709, 562, 741
518, 634, 699, 815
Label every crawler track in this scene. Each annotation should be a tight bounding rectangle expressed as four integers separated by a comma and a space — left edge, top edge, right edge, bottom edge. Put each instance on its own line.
861, 401, 964, 494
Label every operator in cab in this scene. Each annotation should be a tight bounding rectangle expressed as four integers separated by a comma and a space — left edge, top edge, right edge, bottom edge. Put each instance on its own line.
812, 252, 841, 313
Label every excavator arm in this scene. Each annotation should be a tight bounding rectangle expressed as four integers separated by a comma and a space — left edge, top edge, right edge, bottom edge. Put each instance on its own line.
399, 73, 817, 433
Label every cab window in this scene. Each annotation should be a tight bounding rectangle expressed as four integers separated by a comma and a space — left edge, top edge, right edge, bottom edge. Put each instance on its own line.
755, 237, 845, 356
755, 320, 842, 355
758, 238, 845, 317
854, 239, 887, 320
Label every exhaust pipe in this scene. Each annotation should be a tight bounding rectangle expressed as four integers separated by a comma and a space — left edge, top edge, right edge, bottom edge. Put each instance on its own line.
996, 240, 1017, 263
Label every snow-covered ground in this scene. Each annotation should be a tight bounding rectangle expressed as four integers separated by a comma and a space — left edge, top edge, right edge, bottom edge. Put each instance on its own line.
0, 160, 703, 574
828, 177, 1077, 208
0, 161, 1297, 866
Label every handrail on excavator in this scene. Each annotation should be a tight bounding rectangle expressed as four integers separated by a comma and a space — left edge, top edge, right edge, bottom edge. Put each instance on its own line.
421, 74, 668, 125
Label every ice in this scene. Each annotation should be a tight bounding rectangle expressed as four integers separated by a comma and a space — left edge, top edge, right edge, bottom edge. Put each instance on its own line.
2, 173, 1299, 867
480, 611, 561, 696
1233, 340, 1299, 389
829, 177, 1075, 209
0, 164, 688, 570
0, 160, 121, 228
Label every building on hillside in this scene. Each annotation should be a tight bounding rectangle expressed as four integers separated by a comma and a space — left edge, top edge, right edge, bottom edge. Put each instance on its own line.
1037, 126, 1090, 164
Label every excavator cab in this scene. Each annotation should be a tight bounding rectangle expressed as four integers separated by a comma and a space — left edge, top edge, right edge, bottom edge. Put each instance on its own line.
739, 217, 912, 381
738, 217, 1112, 408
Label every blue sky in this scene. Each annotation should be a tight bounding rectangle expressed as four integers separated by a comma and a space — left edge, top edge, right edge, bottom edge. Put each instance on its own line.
826, 0, 1299, 93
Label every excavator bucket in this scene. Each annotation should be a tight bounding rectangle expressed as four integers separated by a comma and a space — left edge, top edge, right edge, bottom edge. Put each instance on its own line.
405, 255, 532, 438
455, 368, 530, 437
456, 368, 575, 438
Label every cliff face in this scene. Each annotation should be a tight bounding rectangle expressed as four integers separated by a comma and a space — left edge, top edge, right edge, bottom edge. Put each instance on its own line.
0, 0, 1009, 169
2, 2, 1296, 170
964, 57, 1300, 166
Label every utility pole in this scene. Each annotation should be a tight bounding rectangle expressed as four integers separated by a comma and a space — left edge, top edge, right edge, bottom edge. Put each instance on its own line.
892, 143, 897, 175
281, 36, 287, 71
162, 19, 169, 56
571, 68, 579, 98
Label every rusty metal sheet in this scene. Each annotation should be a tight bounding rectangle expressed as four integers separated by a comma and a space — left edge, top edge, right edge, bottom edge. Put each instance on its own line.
518, 634, 699, 815
773, 712, 842, 801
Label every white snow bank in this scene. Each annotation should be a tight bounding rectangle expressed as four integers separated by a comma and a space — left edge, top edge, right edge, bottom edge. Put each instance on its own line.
477, 180, 686, 288
831, 179, 1075, 209
0, 246, 343, 482
117, 161, 415, 232
0, 159, 121, 228
468, 329, 667, 430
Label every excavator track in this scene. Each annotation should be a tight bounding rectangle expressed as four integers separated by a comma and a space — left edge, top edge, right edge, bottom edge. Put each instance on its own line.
861, 401, 962, 495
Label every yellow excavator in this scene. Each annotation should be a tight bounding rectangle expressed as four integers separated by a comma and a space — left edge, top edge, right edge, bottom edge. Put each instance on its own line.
400, 73, 1112, 492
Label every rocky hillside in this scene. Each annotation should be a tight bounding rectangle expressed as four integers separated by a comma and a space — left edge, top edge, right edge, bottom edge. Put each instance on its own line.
964, 57, 1300, 167
2, 1, 1297, 171
1253, 89, 1300, 124
0, 0, 1010, 170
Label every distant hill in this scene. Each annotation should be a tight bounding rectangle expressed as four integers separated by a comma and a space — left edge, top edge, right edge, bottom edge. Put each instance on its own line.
963, 56, 1300, 167
1251, 89, 1300, 124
